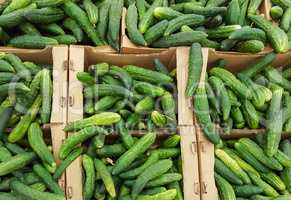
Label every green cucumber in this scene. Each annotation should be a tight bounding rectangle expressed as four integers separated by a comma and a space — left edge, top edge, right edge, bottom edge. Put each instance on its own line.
63, 18, 83, 42
229, 27, 266, 42
164, 14, 205, 36
97, 1, 110, 41
83, 0, 98, 26
34, 0, 65, 7
207, 25, 241, 39
28, 122, 55, 171
270, 6, 284, 21
226, 0, 240, 25
94, 96, 121, 112
24, 7, 65, 24
53, 147, 82, 180
52, 35, 77, 45
215, 173, 236, 200
3, 0, 31, 14
33, 164, 64, 195
0, 152, 35, 176
126, 3, 147, 46
248, 0, 263, 15
63, 1, 104, 46
108, 0, 123, 48
94, 158, 116, 198
249, 14, 288, 53
0, 59, 14, 73
83, 155, 95, 200
39, 23, 65, 35
234, 185, 263, 197
185, 43, 202, 97
84, 84, 133, 99
131, 159, 173, 199
151, 31, 208, 48
144, 19, 169, 45
184, 4, 227, 16
109, 65, 132, 89
116, 120, 135, 149
59, 126, 108, 159
19, 22, 41, 35
96, 144, 126, 157
9, 35, 58, 49
134, 81, 165, 97
10, 180, 65, 200
112, 132, 156, 175
154, 7, 183, 20
40, 68, 52, 123
236, 40, 264, 53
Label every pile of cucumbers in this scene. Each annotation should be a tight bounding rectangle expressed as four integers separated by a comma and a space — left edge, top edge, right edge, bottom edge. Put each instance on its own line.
215, 137, 291, 200
59, 123, 183, 200
126, 0, 289, 53
76, 60, 177, 131
0, 0, 123, 49
0, 123, 66, 200
188, 43, 291, 157
0, 53, 53, 139
270, 0, 291, 36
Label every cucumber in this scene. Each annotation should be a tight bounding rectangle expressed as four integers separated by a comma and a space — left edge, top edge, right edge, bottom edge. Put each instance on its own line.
248, 173, 279, 197
161, 92, 177, 127
0, 59, 14, 73
209, 76, 231, 121
194, 84, 221, 145
227, 89, 241, 107
0, 192, 19, 200
151, 111, 167, 127
234, 185, 263, 197
142, 187, 167, 195
132, 159, 173, 199
53, 147, 82, 180
184, 4, 226, 17
116, 120, 135, 149
30, 182, 47, 192
248, 0, 263, 15
96, 144, 126, 157
205, 15, 223, 28
154, 7, 183, 20
124, 65, 173, 84
215, 173, 236, 200
112, 132, 156, 175
125, 113, 141, 129
40, 68, 52, 124
164, 14, 205, 36
270, 6, 284, 21
0, 152, 35, 176
215, 148, 250, 184
283, 68, 291, 79
249, 14, 288, 53
8, 95, 41, 143
97, 1, 110, 41
239, 0, 249, 25
77, 72, 95, 86
215, 158, 243, 185
59, 126, 108, 159
126, 3, 147, 46
0, 72, 15, 84
84, 84, 133, 99
229, 27, 266, 42
185, 43, 202, 97
109, 65, 132, 89
33, 164, 64, 195
154, 59, 169, 75
63, 1, 104, 46
9, 35, 58, 49
39, 23, 65, 35
207, 25, 241, 39
239, 52, 276, 78
144, 19, 169, 45
82, 155, 95, 200
0, 4, 36, 28
0, 106, 13, 138
210, 67, 251, 99
108, 0, 123, 49
239, 138, 283, 171
34, 0, 65, 7
265, 67, 291, 92
206, 82, 221, 115
24, 7, 65, 24
231, 107, 245, 128
139, 0, 163, 33
3, 53, 30, 80
83, 0, 98, 26
28, 122, 56, 171
265, 84, 283, 157
236, 40, 264, 53
3, 0, 31, 14
261, 172, 286, 191
94, 158, 116, 198
94, 96, 121, 112
226, 0, 240, 25
134, 81, 165, 97
220, 39, 237, 51
89, 62, 109, 77
151, 31, 208, 48
10, 180, 65, 200
63, 18, 83, 42
206, 0, 228, 7
52, 35, 77, 45
19, 22, 41, 35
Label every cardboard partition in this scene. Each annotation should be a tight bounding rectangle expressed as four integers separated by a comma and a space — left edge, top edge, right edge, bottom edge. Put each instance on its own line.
0, 46, 69, 191
262, 0, 272, 21
180, 126, 201, 200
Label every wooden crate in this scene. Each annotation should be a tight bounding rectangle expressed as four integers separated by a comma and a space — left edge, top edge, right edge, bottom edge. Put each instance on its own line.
0, 46, 69, 191
67, 45, 200, 200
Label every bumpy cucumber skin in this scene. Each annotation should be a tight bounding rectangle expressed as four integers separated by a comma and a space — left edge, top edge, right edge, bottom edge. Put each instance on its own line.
215, 173, 236, 200
112, 132, 156, 175
82, 155, 95, 200
144, 20, 169, 45
126, 4, 147, 46
9, 35, 58, 49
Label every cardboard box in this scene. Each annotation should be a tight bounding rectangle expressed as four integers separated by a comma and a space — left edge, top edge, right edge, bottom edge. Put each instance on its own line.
67, 46, 200, 200
0, 46, 69, 191
184, 48, 291, 200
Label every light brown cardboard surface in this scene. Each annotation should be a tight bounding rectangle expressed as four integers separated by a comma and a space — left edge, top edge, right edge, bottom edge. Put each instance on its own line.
180, 126, 201, 200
